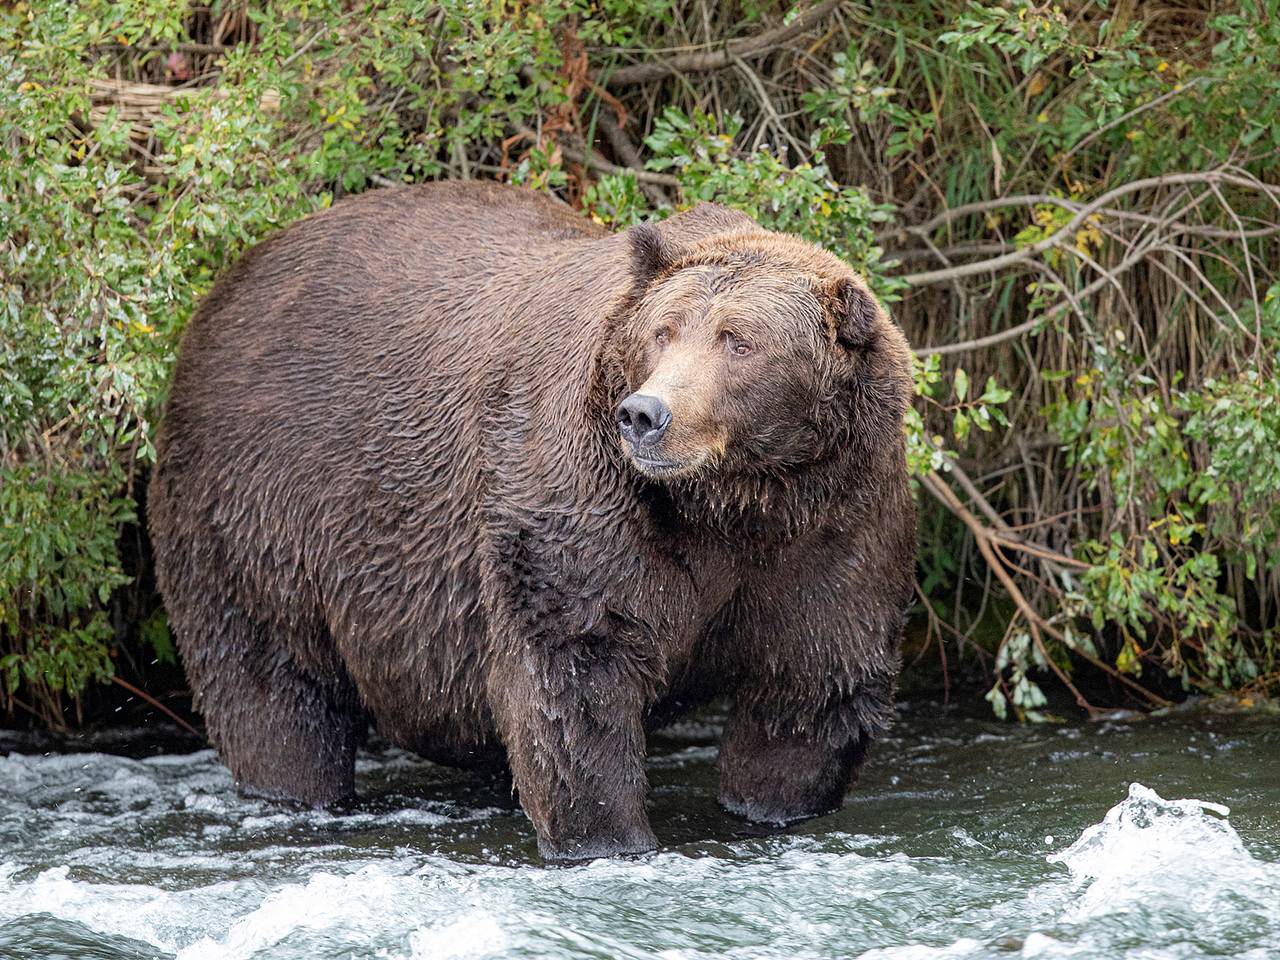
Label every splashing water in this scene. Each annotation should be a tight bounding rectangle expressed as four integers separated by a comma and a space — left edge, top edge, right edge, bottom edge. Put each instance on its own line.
1052, 783, 1251, 897
1040, 782, 1280, 957
0, 708, 1277, 959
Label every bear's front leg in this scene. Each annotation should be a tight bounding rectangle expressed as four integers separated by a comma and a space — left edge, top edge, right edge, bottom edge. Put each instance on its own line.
718, 676, 892, 824
717, 501, 912, 826
488, 633, 659, 862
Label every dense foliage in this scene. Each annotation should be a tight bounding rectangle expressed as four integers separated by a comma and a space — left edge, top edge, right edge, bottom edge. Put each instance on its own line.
2, 0, 1278, 726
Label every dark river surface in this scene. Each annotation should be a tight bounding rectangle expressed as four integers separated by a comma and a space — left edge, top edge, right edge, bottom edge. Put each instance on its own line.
1, 701, 1277, 959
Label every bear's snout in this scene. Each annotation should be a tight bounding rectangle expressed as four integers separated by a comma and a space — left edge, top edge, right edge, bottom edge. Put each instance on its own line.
617, 392, 671, 450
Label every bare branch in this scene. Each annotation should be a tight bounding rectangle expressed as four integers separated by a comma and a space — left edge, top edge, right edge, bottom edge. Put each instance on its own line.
594, 111, 673, 205
921, 471, 1172, 710
885, 168, 1280, 247
901, 170, 1280, 287
916, 233, 1165, 356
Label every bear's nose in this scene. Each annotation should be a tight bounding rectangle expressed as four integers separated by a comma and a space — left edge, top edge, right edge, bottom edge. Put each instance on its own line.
616, 393, 671, 447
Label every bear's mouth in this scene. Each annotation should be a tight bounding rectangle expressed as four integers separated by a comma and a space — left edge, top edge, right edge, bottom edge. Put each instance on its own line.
633, 454, 682, 474
627, 449, 709, 480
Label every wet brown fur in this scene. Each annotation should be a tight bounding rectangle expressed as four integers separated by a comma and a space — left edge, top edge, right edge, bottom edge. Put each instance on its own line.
148, 181, 916, 861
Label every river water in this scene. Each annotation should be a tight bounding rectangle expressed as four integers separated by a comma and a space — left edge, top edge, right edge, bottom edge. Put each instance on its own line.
0, 702, 1276, 960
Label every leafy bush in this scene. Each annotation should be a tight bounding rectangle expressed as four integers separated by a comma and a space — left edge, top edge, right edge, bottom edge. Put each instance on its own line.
2, 0, 1278, 725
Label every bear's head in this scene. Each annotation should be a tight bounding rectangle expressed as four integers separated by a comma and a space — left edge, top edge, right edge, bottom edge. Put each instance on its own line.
610, 215, 912, 503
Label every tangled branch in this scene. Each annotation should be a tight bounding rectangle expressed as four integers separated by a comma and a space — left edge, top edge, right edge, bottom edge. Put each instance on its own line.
602, 0, 841, 87
909, 167, 1280, 356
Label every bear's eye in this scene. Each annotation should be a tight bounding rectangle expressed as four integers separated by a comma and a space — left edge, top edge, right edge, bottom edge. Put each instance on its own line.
654, 328, 671, 347
723, 332, 753, 357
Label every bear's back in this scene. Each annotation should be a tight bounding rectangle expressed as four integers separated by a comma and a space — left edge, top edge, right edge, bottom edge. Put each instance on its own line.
160, 181, 606, 492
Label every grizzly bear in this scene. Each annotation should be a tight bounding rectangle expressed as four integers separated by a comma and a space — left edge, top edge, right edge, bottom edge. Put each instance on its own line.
148, 180, 916, 862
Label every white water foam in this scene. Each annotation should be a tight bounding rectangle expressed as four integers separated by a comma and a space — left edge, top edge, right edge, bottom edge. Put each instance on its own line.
0, 862, 265, 956
1048, 782, 1275, 918
403, 912, 511, 959
175, 864, 424, 960
852, 940, 985, 959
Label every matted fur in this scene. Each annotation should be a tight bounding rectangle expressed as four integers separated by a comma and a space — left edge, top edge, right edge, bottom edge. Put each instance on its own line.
148, 181, 916, 861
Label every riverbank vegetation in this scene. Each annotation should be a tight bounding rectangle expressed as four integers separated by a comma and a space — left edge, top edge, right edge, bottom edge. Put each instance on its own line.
3, 0, 1278, 728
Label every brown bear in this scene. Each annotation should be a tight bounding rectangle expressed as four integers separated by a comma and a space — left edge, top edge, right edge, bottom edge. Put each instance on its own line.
148, 180, 916, 862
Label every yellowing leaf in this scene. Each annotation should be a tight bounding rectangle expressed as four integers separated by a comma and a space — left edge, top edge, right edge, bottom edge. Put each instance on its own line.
1116, 639, 1143, 676
1075, 221, 1103, 255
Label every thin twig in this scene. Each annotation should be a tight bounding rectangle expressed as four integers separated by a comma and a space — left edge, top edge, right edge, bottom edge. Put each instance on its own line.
112, 676, 203, 740
1052, 78, 1209, 177
732, 55, 808, 159
602, 0, 840, 86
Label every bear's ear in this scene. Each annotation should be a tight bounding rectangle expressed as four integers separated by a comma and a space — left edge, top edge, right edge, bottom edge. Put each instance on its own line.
626, 222, 676, 288
824, 276, 881, 351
